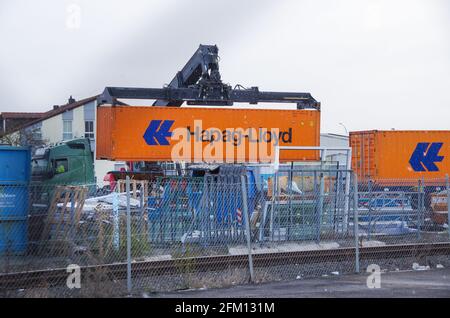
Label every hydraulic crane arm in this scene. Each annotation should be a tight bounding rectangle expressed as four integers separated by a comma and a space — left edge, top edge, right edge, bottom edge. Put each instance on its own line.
153, 44, 222, 106
97, 44, 320, 110
98, 86, 320, 109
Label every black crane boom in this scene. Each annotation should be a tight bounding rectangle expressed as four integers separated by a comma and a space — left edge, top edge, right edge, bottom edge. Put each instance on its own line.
97, 44, 320, 110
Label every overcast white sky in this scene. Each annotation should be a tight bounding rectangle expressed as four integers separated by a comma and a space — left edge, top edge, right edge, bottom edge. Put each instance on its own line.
0, 0, 449, 134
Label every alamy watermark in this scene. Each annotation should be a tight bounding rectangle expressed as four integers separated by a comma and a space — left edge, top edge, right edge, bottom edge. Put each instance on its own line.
66, 4, 81, 30
166, 120, 293, 163
66, 264, 81, 289
366, 264, 381, 289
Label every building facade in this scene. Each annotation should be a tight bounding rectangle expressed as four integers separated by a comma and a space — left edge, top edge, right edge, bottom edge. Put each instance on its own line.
320, 133, 350, 168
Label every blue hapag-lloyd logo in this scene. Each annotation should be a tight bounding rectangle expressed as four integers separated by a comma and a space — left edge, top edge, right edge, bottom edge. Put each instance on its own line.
409, 142, 444, 172
142, 119, 297, 163
143, 120, 294, 147
143, 120, 174, 146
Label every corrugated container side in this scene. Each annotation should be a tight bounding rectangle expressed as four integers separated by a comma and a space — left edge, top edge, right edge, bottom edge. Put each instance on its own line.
350, 130, 450, 184
0, 146, 30, 255
96, 106, 320, 162
0, 146, 31, 182
96, 106, 115, 160
350, 131, 376, 182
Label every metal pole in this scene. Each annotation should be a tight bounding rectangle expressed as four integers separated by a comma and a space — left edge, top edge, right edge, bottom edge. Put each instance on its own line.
70, 193, 75, 240
343, 148, 352, 232
241, 175, 255, 282
317, 173, 324, 243
126, 176, 132, 293
288, 162, 293, 240
270, 172, 277, 242
417, 179, 422, 240
317, 150, 326, 242
334, 169, 341, 233
422, 176, 426, 232
353, 174, 360, 273
140, 187, 144, 236
270, 145, 279, 242
368, 179, 372, 241
112, 191, 120, 250
446, 174, 450, 239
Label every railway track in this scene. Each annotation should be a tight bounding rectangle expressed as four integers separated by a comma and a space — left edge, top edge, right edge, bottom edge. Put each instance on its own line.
1, 242, 449, 290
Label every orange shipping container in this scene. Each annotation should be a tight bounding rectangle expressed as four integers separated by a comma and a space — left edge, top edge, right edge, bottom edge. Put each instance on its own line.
97, 106, 320, 162
350, 130, 450, 184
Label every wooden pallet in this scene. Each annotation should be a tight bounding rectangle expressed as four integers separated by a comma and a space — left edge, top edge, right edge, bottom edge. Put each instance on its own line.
38, 186, 88, 256
117, 179, 149, 200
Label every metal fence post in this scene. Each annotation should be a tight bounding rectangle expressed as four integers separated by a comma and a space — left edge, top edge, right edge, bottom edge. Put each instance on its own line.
126, 176, 132, 294
343, 168, 351, 232
270, 172, 277, 242
241, 175, 255, 283
353, 173, 360, 273
417, 179, 422, 240
446, 174, 450, 239
368, 179, 372, 241
112, 191, 120, 250
139, 187, 145, 236
422, 177, 426, 232
69, 192, 76, 240
287, 162, 293, 240
317, 173, 324, 243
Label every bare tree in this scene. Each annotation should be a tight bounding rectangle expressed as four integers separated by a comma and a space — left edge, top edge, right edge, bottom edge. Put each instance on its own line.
0, 126, 47, 151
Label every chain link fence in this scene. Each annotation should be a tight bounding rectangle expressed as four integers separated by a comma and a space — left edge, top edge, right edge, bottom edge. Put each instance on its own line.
355, 177, 450, 274
0, 171, 449, 297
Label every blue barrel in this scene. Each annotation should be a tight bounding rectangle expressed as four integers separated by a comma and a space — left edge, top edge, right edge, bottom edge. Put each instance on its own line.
0, 145, 31, 255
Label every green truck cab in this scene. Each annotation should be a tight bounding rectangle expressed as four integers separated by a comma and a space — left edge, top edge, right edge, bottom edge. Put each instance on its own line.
31, 138, 95, 185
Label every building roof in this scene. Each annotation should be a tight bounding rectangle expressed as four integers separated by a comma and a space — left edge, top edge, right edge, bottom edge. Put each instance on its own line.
0, 112, 45, 119
39, 95, 98, 122
320, 133, 349, 139
5, 95, 98, 135
1, 94, 133, 138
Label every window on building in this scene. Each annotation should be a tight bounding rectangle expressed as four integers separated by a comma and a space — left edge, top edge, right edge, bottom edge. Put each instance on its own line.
84, 121, 94, 139
63, 120, 73, 140
32, 126, 42, 141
